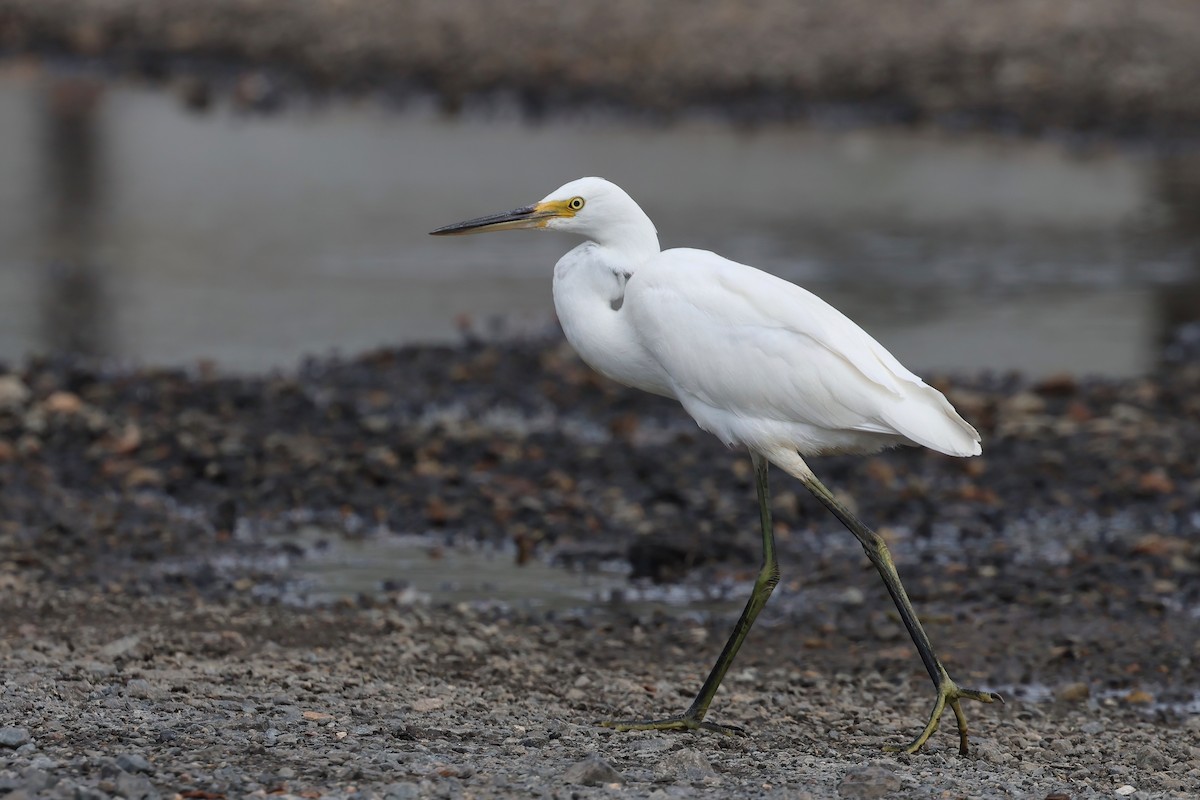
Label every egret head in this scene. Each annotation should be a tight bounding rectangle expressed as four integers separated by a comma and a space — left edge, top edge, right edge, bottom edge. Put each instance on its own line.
431, 177, 660, 260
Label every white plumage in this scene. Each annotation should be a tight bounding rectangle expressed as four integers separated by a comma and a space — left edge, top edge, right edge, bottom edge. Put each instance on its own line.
542, 178, 981, 463
431, 175, 1000, 755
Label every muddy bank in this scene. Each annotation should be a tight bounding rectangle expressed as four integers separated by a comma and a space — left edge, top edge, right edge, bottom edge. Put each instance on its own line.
1, 339, 1198, 593
0, 337, 1198, 796
3, 0, 1200, 135
0, 587, 1196, 799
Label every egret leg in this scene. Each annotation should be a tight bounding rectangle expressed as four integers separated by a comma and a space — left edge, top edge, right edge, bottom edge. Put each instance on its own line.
799, 474, 1002, 755
600, 451, 779, 735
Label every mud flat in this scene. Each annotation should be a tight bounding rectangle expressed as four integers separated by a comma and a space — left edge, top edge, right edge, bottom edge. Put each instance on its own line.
1, 337, 1199, 797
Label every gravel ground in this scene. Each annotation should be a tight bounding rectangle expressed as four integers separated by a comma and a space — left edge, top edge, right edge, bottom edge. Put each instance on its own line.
1, 337, 1199, 798
2, 0, 1200, 135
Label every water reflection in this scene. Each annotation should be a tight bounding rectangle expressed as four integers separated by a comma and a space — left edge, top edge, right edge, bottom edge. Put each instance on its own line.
37, 75, 111, 357
0, 72, 1198, 377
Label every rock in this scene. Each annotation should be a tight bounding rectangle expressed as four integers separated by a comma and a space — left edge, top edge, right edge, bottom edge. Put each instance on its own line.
838, 764, 902, 799
653, 747, 717, 782
1136, 469, 1175, 495
382, 783, 422, 800
1002, 391, 1046, 416
1056, 682, 1089, 702
0, 375, 30, 410
0, 727, 31, 748
973, 740, 1011, 765
115, 771, 157, 800
125, 679, 158, 698
42, 390, 84, 415
116, 753, 154, 774
123, 466, 165, 489
1133, 746, 1168, 770
563, 754, 624, 786
100, 634, 143, 659
17, 767, 52, 791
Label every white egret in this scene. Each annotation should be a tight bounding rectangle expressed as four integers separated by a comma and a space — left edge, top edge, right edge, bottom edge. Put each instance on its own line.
431, 177, 1000, 754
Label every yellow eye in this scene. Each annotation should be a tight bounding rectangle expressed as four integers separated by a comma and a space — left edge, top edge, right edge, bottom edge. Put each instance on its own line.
568, 196, 585, 211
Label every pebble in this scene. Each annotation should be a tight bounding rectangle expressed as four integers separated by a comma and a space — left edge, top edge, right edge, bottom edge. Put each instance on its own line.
100, 634, 142, 659
382, 782, 422, 800
115, 771, 156, 800
0, 728, 31, 748
563, 755, 624, 786
116, 753, 154, 774
1133, 746, 1168, 770
837, 764, 902, 799
1056, 682, 1089, 703
0, 375, 30, 410
653, 748, 717, 782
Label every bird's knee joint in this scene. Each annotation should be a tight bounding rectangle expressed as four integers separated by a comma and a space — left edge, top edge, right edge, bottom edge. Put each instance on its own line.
758, 566, 781, 591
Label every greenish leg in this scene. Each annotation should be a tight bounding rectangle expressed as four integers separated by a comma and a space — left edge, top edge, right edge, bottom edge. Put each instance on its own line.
600, 451, 779, 735
800, 474, 1002, 755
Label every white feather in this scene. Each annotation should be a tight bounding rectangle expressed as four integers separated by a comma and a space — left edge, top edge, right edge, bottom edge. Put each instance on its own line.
541, 178, 981, 462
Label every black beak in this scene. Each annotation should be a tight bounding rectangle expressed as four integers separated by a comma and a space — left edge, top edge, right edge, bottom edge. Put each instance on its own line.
429, 204, 555, 236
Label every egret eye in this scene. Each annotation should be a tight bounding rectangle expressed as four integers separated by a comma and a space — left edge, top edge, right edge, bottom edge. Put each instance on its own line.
568, 197, 585, 211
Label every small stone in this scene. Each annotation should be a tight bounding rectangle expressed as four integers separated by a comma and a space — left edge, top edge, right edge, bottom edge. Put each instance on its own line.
1136, 469, 1174, 495
838, 763, 902, 799
839, 587, 866, 606
302, 710, 334, 720
654, 748, 716, 782
1056, 682, 1089, 702
123, 466, 164, 489
18, 767, 52, 791
43, 390, 84, 415
1115, 786, 1136, 796
564, 754, 624, 786
0, 375, 31, 410
412, 698, 444, 713
0, 727, 31, 748
100, 634, 142, 659
1003, 391, 1046, 416
115, 771, 156, 800
382, 782, 422, 800
973, 740, 1010, 765
1133, 746, 1168, 770
116, 753, 154, 774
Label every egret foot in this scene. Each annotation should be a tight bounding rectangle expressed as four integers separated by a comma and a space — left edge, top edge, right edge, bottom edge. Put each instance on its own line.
887, 679, 1003, 756
599, 715, 745, 737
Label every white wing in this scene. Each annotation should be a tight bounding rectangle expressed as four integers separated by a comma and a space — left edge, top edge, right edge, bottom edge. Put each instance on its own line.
624, 248, 981, 457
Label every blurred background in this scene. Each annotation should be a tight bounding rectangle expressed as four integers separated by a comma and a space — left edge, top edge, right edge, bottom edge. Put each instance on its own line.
2, 0, 1199, 379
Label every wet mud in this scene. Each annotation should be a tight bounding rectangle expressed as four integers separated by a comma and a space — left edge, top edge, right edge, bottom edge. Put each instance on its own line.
1, 337, 1199, 797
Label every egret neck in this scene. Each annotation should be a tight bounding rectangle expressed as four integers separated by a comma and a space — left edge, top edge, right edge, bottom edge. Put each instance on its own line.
542, 180, 670, 397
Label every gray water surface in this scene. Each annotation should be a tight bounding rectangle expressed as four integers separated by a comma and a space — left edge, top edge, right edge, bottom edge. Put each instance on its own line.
2, 70, 1199, 376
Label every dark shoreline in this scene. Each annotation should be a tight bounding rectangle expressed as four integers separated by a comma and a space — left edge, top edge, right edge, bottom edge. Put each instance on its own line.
3, 0, 1200, 138
1, 339, 1199, 797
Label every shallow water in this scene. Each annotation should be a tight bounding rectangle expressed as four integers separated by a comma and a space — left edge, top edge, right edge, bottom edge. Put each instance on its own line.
295, 535, 1200, 717
288, 532, 742, 617
1, 69, 1200, 376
